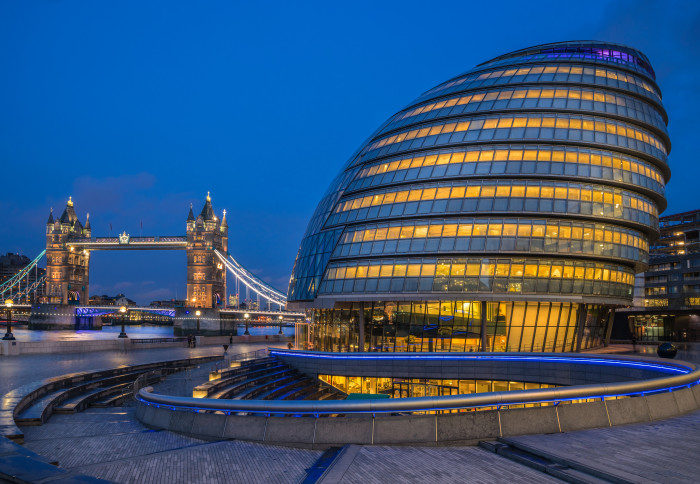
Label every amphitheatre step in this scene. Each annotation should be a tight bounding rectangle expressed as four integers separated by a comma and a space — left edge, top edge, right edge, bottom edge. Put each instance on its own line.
91, 390, 134, 408
1, 355, 222, 443
260, 378, 309, 400
211, 368, 297, 399
196, 363, 287, 397
16, 371, 147, 424
54, 382, 132, 413
233, 375, 300, 400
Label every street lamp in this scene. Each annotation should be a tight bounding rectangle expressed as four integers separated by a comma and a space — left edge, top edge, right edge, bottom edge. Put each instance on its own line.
278, 314, 284, 334
244, 313, 250, 335
3, 299, 15, 341
118, 306, 128, 338
195, 310, 201, 333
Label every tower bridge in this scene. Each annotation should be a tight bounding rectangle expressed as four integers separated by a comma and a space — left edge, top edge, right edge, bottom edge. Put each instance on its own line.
1, 193, 298, 332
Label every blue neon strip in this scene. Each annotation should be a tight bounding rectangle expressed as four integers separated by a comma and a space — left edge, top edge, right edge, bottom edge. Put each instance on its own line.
137, 379, 700, 415
268, 350, 690, 375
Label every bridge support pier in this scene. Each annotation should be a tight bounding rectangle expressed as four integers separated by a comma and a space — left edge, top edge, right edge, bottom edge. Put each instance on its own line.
28, 305, 99, 330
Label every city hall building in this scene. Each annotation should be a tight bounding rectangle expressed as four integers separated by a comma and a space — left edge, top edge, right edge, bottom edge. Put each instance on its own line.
288, 41, 670, 354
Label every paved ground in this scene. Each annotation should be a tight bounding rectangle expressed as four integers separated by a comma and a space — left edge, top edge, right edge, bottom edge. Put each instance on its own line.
330, 446, 561, 484
506, 409, 700, 484
22, 408, 321, 484
0, 342, 282, 395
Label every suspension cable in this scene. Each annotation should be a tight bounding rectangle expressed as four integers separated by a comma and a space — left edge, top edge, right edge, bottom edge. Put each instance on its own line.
214, 250, 286, 307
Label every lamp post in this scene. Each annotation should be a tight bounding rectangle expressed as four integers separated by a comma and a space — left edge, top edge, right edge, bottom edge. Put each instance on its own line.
3, 299, 15, 341
118, 306, 128, 338
195, 310, 201, 333
278, 314, 284, 334
244, 313, 250, 335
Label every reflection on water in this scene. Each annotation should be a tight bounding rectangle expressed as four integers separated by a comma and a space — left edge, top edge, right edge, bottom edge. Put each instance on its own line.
7, 324, 294, 342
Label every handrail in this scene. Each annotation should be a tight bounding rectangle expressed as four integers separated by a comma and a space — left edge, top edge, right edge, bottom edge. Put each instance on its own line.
138, 353, 700, 416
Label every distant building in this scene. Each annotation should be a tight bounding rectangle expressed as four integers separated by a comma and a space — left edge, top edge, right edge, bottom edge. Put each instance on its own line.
88, 293, 136, 306
149, 299, 187, 308
615, 209, 700, 341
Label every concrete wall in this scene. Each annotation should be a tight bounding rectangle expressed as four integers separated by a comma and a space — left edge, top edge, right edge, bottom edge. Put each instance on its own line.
137, 387, 700, 449
198, 334, 291, 347
28, 305, 78, 330
270, 350, 681, 387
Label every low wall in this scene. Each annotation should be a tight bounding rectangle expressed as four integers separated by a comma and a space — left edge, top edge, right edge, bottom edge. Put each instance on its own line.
28, 305, 81, 330
136, 384, 700, 449
198, 334, 291, 347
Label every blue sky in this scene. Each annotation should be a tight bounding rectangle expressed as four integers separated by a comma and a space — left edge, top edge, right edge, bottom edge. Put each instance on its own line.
1, 1, 698, 304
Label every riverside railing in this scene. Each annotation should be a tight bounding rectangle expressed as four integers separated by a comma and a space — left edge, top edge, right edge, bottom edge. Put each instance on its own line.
137, 353, 700, 416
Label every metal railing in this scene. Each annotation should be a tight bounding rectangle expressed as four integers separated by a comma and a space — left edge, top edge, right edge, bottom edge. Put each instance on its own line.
130, 338, 187, 345
138, 353, 700, 416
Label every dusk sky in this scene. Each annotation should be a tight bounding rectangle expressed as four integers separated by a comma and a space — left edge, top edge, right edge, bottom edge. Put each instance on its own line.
1, 1, 698, 305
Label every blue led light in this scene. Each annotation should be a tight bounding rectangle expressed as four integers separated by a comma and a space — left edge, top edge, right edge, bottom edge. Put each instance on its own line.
268, 350, 691, 375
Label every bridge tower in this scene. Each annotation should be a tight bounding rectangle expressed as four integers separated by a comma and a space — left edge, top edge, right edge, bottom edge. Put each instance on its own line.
186, 193, 228, 308
44, 197, 91, 304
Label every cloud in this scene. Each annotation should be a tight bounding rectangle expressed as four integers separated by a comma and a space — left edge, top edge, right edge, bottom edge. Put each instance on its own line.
114, 281, 134, 290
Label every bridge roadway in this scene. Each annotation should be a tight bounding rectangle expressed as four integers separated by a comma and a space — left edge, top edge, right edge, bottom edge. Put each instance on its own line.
66, 236, 187, 251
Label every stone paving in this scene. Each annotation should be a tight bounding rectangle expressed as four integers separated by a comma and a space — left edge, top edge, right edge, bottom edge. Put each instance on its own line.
22, 408, 321, 484
332, 446, 561, 484
506, 408, 700, 484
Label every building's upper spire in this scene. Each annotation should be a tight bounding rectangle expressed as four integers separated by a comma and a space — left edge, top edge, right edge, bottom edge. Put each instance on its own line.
200, 192, 215, 221
85, 212, 91, 230
221, 209, 228, 227
187, 203, 195, 222
47, 208, 54, 225
59, 197, 80, 225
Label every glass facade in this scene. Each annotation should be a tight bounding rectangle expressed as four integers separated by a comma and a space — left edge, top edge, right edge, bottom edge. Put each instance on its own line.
301, 301, 609, 353
288, 41, 670, 354
318, 374, 556, 403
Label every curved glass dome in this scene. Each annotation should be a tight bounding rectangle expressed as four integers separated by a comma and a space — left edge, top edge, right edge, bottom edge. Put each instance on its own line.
288, 41, 670, 317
